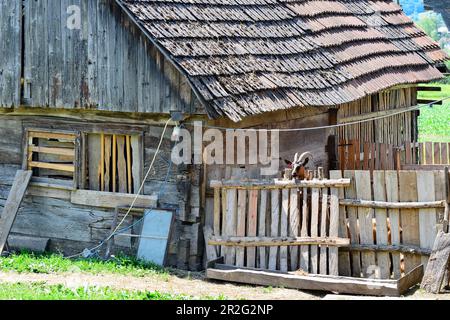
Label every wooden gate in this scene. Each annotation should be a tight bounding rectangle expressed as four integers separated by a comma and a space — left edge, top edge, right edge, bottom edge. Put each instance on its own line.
207, 178, 351, 275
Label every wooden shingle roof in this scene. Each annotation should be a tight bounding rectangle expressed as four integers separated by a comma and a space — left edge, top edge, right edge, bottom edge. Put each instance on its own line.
119, 0, 448, 122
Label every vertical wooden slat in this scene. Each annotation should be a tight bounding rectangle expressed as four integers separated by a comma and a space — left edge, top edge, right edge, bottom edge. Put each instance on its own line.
247, 190, 258, 268
373, 171, 391, 279
280, 189, 289, 272
386, 171, 402, 279
418, 142, 424, 165
363, 143, 370, 170
348, 141, 355, 170
319, 188, 328, 274
330, 171, 350, 276
441, 143, 448, 165
405, 141, 412, 165
344, 170, 361, 277
112, 134, 117, 193
289, 189, 299, 271
399, 171, 421, 273
329, 186, 340, 276
379, 143, 386, 170
224, 188, 237, 265
417, 171, 437, 269
221, 188, 227, 257
131, 135, 143, 194
433, 142, 440, 165
299, 187, 309, 272
104, 135, 112, 192
355, 171, 376, 278
258, 190, 268, 269
126, 135, 132, 193
213, 188, 221, 256
310, 187, 320, 274
269, 189, 280, 270
236, 189, 247, 267
116, 135, 127, 193
425, 142, 432, 165
100, 133, 105, 191
353, 139, 360, 170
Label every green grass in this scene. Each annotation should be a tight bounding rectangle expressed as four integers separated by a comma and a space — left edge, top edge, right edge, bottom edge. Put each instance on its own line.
0, 252, 169, 278
0, 282, 192, 300
417, 83, 450, 142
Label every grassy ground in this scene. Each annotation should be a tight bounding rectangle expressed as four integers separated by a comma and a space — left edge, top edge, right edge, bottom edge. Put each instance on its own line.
0, 252, 169, 278
417, 83, 450, 142
0, 282, 192, 300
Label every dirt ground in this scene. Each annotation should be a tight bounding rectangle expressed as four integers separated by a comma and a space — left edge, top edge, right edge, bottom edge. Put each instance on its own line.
0, 270, 449, 300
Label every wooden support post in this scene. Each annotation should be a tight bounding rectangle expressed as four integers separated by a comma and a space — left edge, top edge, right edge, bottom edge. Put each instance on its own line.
421, 231, 450, 293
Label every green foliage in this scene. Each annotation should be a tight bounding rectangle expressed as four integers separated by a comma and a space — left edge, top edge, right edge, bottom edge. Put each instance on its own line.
0, 282, 192, 300
415, 12, 445, 42
0, 251, 169, 278
417, 83, 450, 142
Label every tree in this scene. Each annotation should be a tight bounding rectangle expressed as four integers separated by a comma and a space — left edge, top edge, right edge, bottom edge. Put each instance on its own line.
416, 12, 444, 41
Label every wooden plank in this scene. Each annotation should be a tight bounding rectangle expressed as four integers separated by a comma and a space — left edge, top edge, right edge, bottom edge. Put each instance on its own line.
328, 187, 340, 276
112, 135, 117, 192
100, 133, 105, 191
131, 135, 142, 194
319, 188, 328, 274
269, 190, 280, 270
28, 161, 74, 173
211, 179, 351, 189
363, 143, 370, 170
280, 189, 289, 272
289, 188, 299, 271
386, 171, 402, 279
258, 190, 268, 269
373, 171, 391, 279
299, 187, 309, 272
209, 237, 350, 247
399, 171, 421, 273
420, 231, 450, 293
213, 188, 221, 256
247, 190, 258, 268
441, 143, 448, 165
0, 170, 32, 254
207, 265, 409, 297
28, 146, 75, 157
434, 142, 441, 165
236, 190, 247, 267
416, 171, 437, 269
126, 136, 132, 193
405, 142, 412, 164
70, 189, 158, 209
116, 135, 127, 193
7, 234, 49, 253
203, 226, 218, 262
28, 131, 76, 141
344, 170, 361, 277
310, 187, 320, 274
104, 135, 112, 192
224, 189, 237, 265
355, 171, 376, 278
425, 142, 433, 165
330, 171, 351, 276
88, 134, 101, 191
340, 199, 446, 209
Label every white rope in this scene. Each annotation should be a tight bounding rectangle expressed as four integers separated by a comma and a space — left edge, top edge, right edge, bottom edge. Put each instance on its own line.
189, 97, 449, 132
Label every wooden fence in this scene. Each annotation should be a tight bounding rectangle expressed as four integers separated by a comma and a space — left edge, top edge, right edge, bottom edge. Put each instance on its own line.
338, 140, 450, 171
207, 170, 449, 281
208, 179, 351, 275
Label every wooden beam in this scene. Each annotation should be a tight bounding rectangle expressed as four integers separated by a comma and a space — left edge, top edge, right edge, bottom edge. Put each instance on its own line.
206, 264, 423, 297
421, 231, 450, 293
417, 86, 442, 92
402, 164, 450, 170
417, 99, 443, 105
70, 189, 157, 209
28, 131, 76, 141
210, 179, 351, 189
342, 244, 432, 256
0, 170, 32, 254
208, 236, 350, 247
340, 199, 447, 209
338, 105, 419, 124
28, 146, 75, 157
28, 161, 75, 173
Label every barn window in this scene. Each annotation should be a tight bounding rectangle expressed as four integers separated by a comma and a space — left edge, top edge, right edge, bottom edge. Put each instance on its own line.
25, 129, 79, 187
84, 133, 143, 194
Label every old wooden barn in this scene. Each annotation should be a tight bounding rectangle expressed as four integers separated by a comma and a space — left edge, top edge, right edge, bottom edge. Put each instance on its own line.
0, 0, 448, 273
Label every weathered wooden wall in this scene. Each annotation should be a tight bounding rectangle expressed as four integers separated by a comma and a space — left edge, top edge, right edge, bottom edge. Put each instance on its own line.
0, 115, 203, 270
0, 0, 202, 114
0, 0, 22, 107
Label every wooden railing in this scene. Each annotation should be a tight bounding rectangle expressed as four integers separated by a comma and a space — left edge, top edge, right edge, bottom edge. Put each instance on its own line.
338, 140, 450, 171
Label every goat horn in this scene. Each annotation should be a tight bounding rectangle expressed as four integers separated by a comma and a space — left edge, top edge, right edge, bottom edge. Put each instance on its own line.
294, 153, 299, 163
299, 152, 313, 163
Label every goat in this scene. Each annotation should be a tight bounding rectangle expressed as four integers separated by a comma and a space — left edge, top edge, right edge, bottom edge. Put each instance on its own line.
290, 152, 314, 180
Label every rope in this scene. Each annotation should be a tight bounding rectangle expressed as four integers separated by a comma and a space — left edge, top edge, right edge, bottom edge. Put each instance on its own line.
186, 97, 449, 132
